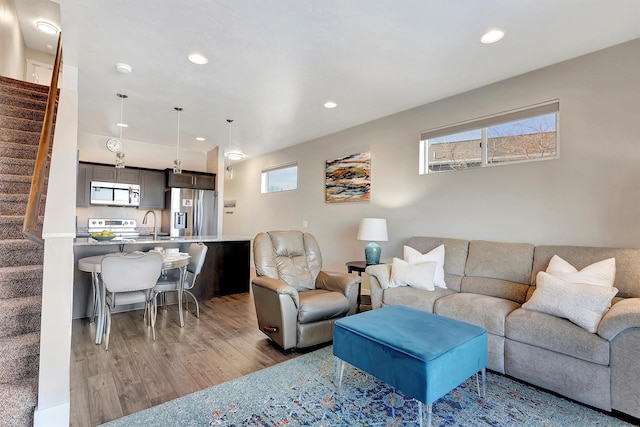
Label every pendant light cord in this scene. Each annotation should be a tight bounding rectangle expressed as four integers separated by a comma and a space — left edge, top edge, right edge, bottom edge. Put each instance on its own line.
175, 107, 183, 159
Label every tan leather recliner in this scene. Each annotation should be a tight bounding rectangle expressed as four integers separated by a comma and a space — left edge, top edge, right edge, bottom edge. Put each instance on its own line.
252, 230, 360, 350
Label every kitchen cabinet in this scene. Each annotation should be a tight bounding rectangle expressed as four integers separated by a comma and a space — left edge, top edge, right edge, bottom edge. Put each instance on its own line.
92, 164, 140, 184
76, 163, 92, 207
166, 170, 216, 190
139, 170, 166, 209
196, 240, 250, 298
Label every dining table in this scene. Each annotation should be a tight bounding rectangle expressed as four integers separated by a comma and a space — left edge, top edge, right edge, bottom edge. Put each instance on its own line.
78, 251, 191, 345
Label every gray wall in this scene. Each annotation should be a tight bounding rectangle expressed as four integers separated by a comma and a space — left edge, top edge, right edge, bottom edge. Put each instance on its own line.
223, 39, 640, 272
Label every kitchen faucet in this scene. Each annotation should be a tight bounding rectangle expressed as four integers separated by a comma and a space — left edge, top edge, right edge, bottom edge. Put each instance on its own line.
142, 210, 157, 240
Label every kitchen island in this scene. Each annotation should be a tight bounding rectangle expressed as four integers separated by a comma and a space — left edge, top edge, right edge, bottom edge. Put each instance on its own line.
73, 235, 251, 319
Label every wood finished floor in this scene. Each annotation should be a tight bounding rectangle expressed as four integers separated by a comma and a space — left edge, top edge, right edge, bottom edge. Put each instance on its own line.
69, 292, 304, 427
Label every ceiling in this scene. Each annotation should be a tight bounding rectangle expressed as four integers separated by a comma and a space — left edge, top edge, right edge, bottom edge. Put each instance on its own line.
16, 0, 640, 160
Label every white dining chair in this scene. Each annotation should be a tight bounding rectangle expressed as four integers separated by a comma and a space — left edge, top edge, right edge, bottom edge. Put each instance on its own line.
100, 252, 163, 350
153, 243, 208, 320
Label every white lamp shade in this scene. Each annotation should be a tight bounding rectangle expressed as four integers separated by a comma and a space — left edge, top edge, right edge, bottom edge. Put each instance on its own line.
357, 218, 388, 242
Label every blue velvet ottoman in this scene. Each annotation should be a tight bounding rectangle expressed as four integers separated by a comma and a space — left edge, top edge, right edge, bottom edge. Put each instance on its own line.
333, 305, 488, 426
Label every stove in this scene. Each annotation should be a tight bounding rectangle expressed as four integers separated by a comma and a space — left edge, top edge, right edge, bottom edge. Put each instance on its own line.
87, 218, 139, 237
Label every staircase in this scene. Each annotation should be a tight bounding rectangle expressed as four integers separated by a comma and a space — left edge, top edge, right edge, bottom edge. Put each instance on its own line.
0, 75, 54, 426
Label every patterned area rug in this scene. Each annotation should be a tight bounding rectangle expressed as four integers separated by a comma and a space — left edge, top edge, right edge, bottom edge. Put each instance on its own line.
102, 345, 632, 426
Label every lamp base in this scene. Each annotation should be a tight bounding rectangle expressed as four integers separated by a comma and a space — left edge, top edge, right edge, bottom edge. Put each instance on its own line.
364, 242, 381, 265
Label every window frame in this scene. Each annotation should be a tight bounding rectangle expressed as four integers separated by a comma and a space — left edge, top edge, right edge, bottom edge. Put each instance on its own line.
419, 100, 559, 174
261, 163, 298, 194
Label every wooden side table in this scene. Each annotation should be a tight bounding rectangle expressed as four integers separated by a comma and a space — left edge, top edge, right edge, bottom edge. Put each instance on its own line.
346, 261, 370, 312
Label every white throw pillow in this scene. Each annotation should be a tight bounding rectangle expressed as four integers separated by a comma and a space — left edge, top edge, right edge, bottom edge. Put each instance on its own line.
404, 245, 446, 289
546, 255, 615, 287
390, 257, 436, 291
522, 271, 618, 333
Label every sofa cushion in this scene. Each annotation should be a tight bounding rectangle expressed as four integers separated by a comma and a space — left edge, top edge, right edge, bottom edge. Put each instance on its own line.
434, 293, 520, 336
390, 258, 436, 290
405, 237, 469, 291
383, 287, 456, 313
533, 245, 640, 298
461, 276, 530, 304
404, 245, 446, 288
522, 272, 618, 333
298, 289, 350, 324
465, 240, 534, 285
506, 308, 610, 366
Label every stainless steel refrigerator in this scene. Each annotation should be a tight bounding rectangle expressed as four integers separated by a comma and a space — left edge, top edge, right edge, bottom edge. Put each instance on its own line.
161, 188, 218, 237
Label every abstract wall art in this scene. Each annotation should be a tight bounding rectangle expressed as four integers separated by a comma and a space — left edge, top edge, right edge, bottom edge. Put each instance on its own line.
325, 152, 371, 203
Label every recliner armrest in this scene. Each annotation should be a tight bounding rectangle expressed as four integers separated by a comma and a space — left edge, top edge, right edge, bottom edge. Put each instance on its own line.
252, 276, 300, 308
316, 271, 360, 296
598, 297, 640, 341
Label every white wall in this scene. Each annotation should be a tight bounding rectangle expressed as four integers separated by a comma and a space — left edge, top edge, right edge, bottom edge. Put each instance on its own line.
0, 0, 26, 79
223, 39, 640, 273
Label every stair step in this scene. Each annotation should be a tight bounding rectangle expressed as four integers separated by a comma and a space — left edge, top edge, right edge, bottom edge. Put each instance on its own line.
0, 128, 41, 147
0, 104, 45, 122
0, 75, 49, 94
0, 91, 47, 112
0, 158, 35, 176
0, 174, 33, 194
0, 240, 44, 268
0, 84, 49, 103
0, 193, 46, 216
0, 114, 44, 133
0, 265, 43, 299
0, 332, 40, 382
0, 295, 42, 338
0, 378, 38, 427
0, 216, 44, 240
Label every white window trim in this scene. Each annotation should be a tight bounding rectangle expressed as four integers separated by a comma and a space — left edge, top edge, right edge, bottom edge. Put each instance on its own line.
420, 100, 559, 174
261, 162, 298, 194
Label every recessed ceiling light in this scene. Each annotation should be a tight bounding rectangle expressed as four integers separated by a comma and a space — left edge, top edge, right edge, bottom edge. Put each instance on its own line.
324, 101, 338, 109
36, 20, 58, 35
196, 137, 206, 142
188, 53, 208, 65
115, 63, 133, 74
481, 29, 505, 44
116, 122, 128, 128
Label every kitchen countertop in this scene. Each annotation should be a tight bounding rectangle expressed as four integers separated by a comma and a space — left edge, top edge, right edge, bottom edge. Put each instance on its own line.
73, 235, 251, 246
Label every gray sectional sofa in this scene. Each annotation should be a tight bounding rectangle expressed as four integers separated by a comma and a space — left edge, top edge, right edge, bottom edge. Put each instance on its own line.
366, 236, 640, 419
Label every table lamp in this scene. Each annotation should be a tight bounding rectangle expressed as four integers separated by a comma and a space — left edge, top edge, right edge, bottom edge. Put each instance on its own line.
357, 218, 388, 265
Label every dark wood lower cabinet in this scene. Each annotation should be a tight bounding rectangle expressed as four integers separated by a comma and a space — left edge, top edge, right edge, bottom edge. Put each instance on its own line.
194, 240, 250, 299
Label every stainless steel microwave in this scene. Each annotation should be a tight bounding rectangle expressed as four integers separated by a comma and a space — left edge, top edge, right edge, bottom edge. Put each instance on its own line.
90, 181, 140, 207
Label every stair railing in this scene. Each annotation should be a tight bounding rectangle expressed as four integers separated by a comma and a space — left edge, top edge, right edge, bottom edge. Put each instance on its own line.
23, 33, 62, 244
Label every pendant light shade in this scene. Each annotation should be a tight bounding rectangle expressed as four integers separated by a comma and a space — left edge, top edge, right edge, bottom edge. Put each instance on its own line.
224, 119, 244, 161
173, 107, 183, 174
115, 93, 127, 168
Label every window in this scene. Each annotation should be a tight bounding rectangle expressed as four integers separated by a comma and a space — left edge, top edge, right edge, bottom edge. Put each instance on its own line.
419, 101, 558, 174
261, 164, 298, 193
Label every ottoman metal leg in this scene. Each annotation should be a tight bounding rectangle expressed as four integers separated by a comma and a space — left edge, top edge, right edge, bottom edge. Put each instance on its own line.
475, 367, 486, 398
334, 357, 345, 390
417, 401, 432, 427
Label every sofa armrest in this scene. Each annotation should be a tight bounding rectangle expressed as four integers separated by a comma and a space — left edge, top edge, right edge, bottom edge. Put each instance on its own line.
252, 276, 300, 308
316, 271, 360, 314
366, 264, 392, 309
598, 298, 640, 341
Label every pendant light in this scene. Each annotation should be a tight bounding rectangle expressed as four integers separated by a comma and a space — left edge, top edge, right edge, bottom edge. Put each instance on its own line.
173, 107, 183, 174
114, 93, 127, 168
224, 119, 244, 161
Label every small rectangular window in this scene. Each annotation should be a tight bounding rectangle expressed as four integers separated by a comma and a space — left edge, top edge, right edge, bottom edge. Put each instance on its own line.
420, 101, 558, 174
261, 164, 298, 193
